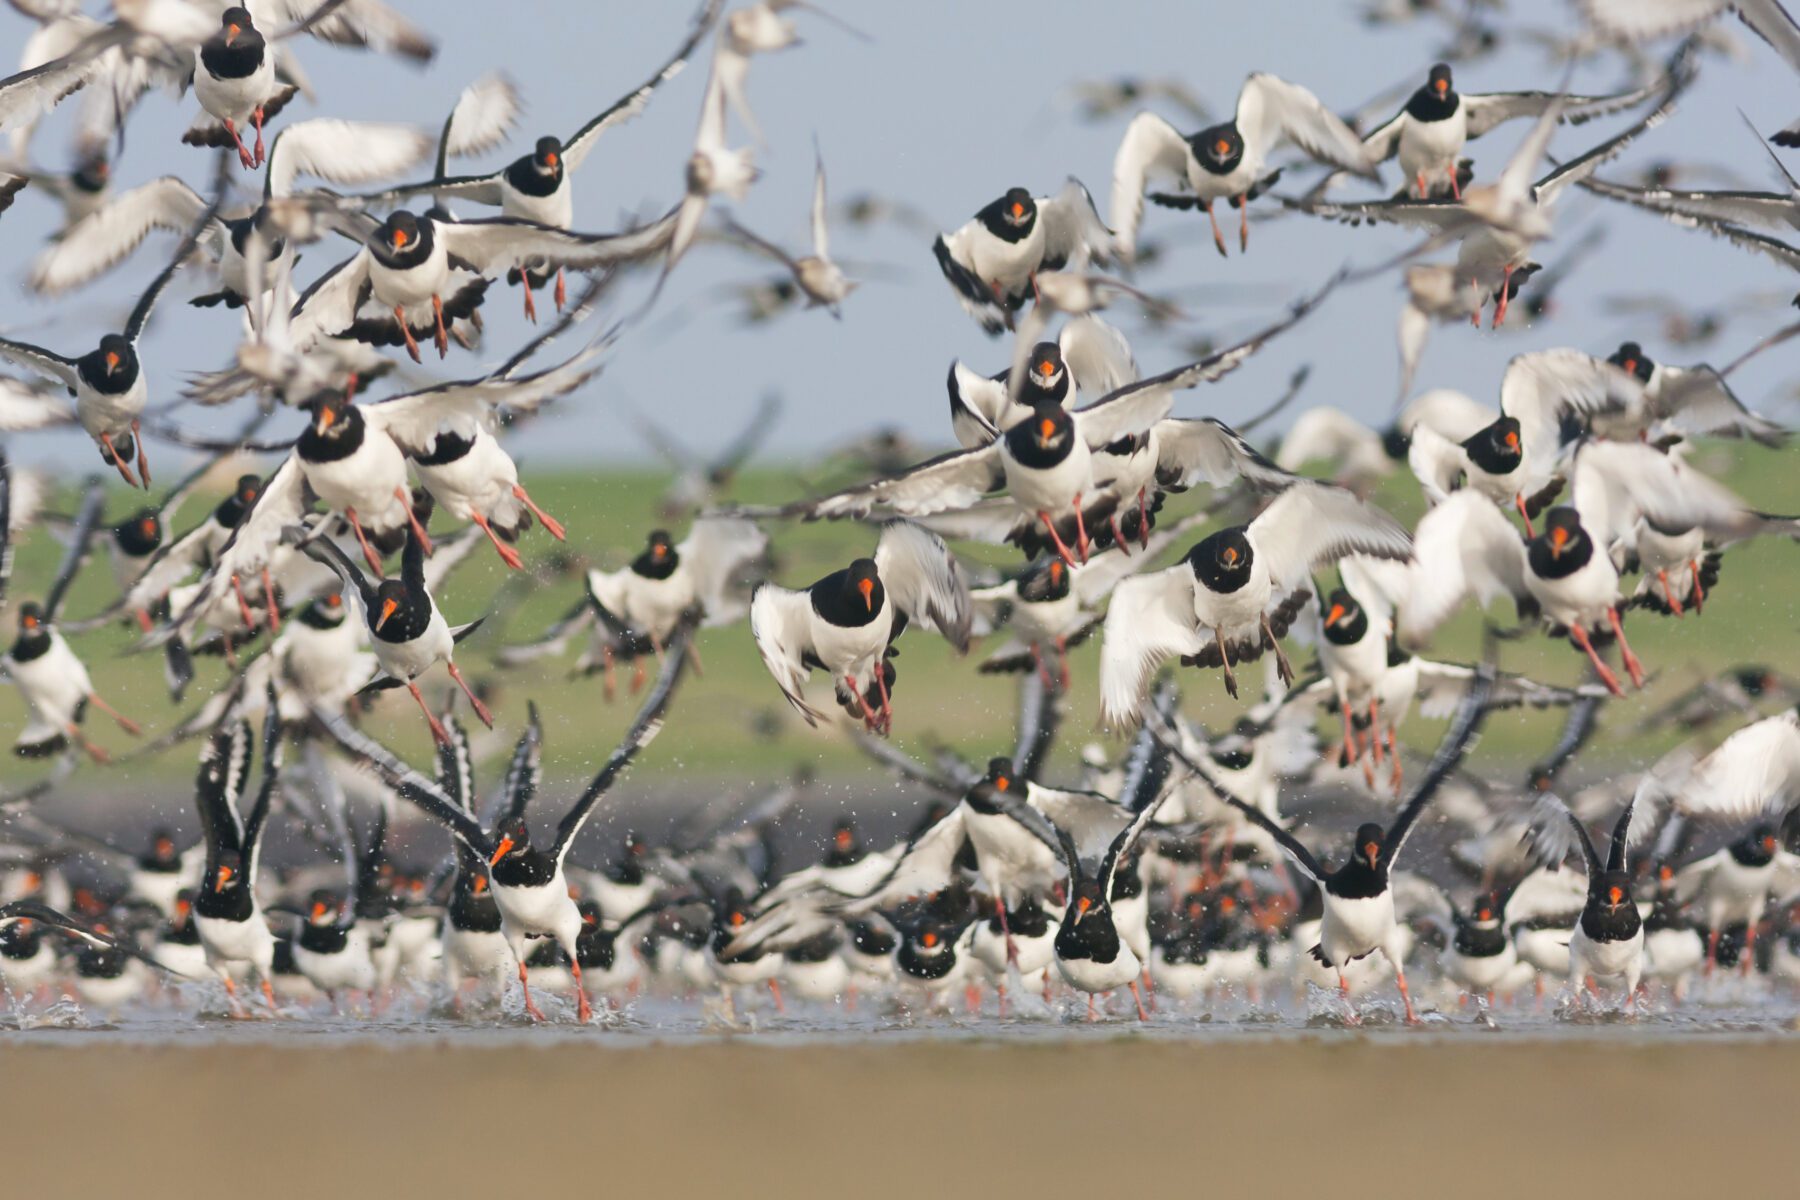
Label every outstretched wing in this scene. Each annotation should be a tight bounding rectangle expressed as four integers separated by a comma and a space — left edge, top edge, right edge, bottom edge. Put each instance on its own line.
749, 583, 824, 725
314, 710, 495, 858
1384, 665, 1495, 863
873, 521, 972, 650
1098, 566, 1203, 732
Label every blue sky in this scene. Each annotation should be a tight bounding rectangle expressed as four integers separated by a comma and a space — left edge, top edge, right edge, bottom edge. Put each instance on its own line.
3, 0, 1798, 477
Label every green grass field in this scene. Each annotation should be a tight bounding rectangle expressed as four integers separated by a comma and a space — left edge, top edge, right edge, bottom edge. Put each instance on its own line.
3, 441, 1796, 795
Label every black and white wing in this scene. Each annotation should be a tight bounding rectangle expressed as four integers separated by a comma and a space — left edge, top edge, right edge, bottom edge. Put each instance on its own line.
1384, 664, 1494, 863
263, 118, 432, 201
0, 41, 105, 138
562, 0, 723, 171
1245, 481, 1412, 594
834, 807, 969, 914
194, 720, 256, 862
873, 521, 972, 650
1036, 177, 1113, 272
319, 714, 496, 858
551, 627, 690, 866
677, 515, 769, 625
434, 72, 523, 180
1412, 660, 1607, 719
1098, 564, 1204, 732
1097, 784, 1173, 904
261, 0, 437, 62
166, 457, 311, 636
41, 475, 103, 622
1675, 709, 1800, 821
1498, 348, 1641, 470
494, 704, 544, 831
749, 582, 824, 725
1532, 73, 1687, 210
1108, 110, 1196, 263
435, 209, 680, 277
1460, 74, 1670, 138
1652, 363, 1787, 444
1569, 440, 1763, 553
0, 335, 79, 390
0, 373, 73, 431
0, 446, 10, 610
1579, 1, 1799, 74
1031, 784, 1130, 864
284, 250, 376, 351
1380, 492, 1526, 650
1150, 416, 1300, 494
945, 360, 1013, 449
1075, 273, 1339, 451
1519, 791, 1603, 878
776, 444, 1004, 522
1236, 72, 1377, 177
27, 176, 210, 294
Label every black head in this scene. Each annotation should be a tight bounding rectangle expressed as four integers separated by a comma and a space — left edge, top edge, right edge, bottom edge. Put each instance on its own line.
71, 153, 109, 194
370, 578, 415, 638
844, 557, 881, 614
490, 817, 533, 871
1321, 588, 1369, 646
86, 332, 138, 386
1191, 122, 1244, 172
632, 529, 679, 579
375, 211, 426, 260
300, 590, 347, 629
308, 391, 361, 444
1607, 341, 1654, 384
986, 187, 1036, 232
1462, 416, 1523, 476
114, 508, 163, 557
1735, 667, 1779, 697
825, 817, 863, 867
1351, 822, 1384, 871
1010, 401, 1074, 461
1427, 63, 1453, 93
1185, 526, 1254, 593
208, 849, 246, 896
214, 473, 263, 526
1025, 343, 1066, 392
1069, 875, 1108, 926
1016, 555, 1073, 604
1541, 507, 1588, 562
533, 135, 564, 176
16, 601, 46, 635
306, 889, 344, 927
1736, 823, 1779, 865
220, 6, 255, 33
1594, 870, 1632, 914
145, 828, 179, 868
1469, 890, 1502, 925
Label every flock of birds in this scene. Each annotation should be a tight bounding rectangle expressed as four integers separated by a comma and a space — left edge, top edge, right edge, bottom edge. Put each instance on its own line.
2, 0, 1800, 1029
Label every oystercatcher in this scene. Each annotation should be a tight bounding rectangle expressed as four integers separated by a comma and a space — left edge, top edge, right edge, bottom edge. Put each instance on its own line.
932, 179, 1112, 334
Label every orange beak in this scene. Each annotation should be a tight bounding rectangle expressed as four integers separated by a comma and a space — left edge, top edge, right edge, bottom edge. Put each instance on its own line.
1037, 360, 1055, 376
141, 519, 157, 536
921, 930, 938, 947
214, 866, 234, 893
1607, 885, 1623, 906
1224, 547, 1239, 565
1076, 896, 1092, 919
545, 153, 559, 168
1504, 430, 1519, 450
488, 836, 514, 868
835, 830, 853, 849
994, 775, 1009, 793
1038, 417, 1056, 440
1049, 561, 1063, 581
21, 615, 36, 630
857, 576, 874, 611
1478, 908, 1492, 922
105, 351, 120, 373
326, 593, 341, 608
1326, 603, 1346, 627
315, 407, 336, 436
225, 23, 240, 45
391, 228, 408, 249
1764, 836, 1778, 853
729, 911, 746, 928
1215, 139, 1231, 156
472, 875, 488, 894
376, 597, 399, 632
653, 544, 667, 560
1363, 841, 1379, 865
311, 902, 330, 921
1434, 78, 1447, 93
1550, 527, 1569, 555
1010, 201, 1024, 218
1622, 359, 1637, 374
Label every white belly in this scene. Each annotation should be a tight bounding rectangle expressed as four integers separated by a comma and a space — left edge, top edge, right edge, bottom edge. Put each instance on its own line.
1188, 155, 1261, 203
129, 869, 188, 918
781, 954, 849, 1002
280, 621, 369, 703
502, 180, 574, 229
963, 808, 1063, 900
809, 605, 893, 682
1513, 925, 1572, 975
302, 434, 409, 517
196, 910, 275, 971
1526, 552, 1619, 631
968, 919, 1058, 976
1396, 109, 1467, 181
1443, 941, 1518, 992
1570, 925, 1644, 982
293, 933, 378, 993
1643, 927, 1704, 980
413, 429, 520, 522
1318, 890, 1395, 967
195, 54, 276, 123
76, 373, 146, 437
8, 636, 92, 721
369, 240, 452, 311
1004, 436, 1093, 513
1705, 856, 1776, 926
443, 925, 513, 983
0, 944, 57, 990
374, 607, 453, 683
1190, 560, 1274, 643
969, 222, 1045, 291
1321, 631, 1390, 703
73, 964, 144, 1010
1055, 942, 1141, 994
1149, 948, 1214, 998
495, 878, 582, 947
152, 940, 211, 981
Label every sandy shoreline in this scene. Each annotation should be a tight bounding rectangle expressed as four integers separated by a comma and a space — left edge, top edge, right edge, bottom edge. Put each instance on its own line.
4, 1035, 1794, 1195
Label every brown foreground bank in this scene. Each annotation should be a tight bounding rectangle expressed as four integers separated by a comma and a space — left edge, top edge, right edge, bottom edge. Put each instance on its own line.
2, 1036, 1792, 1197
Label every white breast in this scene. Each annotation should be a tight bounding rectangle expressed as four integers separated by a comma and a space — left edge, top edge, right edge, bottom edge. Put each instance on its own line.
1397, 107, 1468, 180
1003, 434, 1094, 513
301, 432, 410, 516
413, 429, 519, 521
501, 178, 574, 229
807, 604, 893, 683
1318, 890, 1395, 967
1054, 939, 1141, 995
8, 635, 92, 719
1526, 551, 1619, 630
968, 221, 1045, 292
373, 605, 453, 683
196, 909, 275, 970
495, 877, 582, 946
369, 238, 451, 312
1321, 631, 1391, 703
75, 373, 147, 437
194, 52, 276, 124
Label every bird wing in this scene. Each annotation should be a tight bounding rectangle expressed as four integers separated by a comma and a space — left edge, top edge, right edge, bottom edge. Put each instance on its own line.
0, 373, 73, 431
873, 520, 972, 650
1393, 492, 1529, 649
1399, 387, 1499, 439
810, 140, 830, 260
42, 477, 103, 622
0, 41, 104, 137
1570, 440, 1761, 552
28, 176, 209, 294
562, 0, 723, 170
749, 583, 824, 725
778, 444, 1004, 521
264, 118, 432, 201
1237, 72, 1377, 177
435, 72, 522, 176
315, 710, 495, 858
1079, 271, 1340, 450
1653, 364, 1786, 443
834, 807, 969, 914
1461, 73, 1669, 139
1098, 565, 1204, 731
1412, 660, 1604, 719
1108, 110, 1194, 262
1059, 313, 1138, 396
1037, 177, 1113, 271
945, 360, 1011, 449
1404, 423, 1469, 505
1384, 664, 1494, 863
0, 334, 78, 389
1533, 71, 1687, 209
285, 249, 374, 351
436, 209, 680, 276
1246, 481, 1413, 595
1500, 348, 1641, 470
367, 333, 612, 453
1032, 785, 1130, 864
194, 720, 255, 861
551, 629, 687, 865
1359, 106, 1406, 162
1151, 415, 1299, 494
677, 515, 768, 625
494, 705, 545, 830
260, 0, 437, 61
1678, 710, 1800, 821
1520, 791, 1604, 879
167, 456, 312, 635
